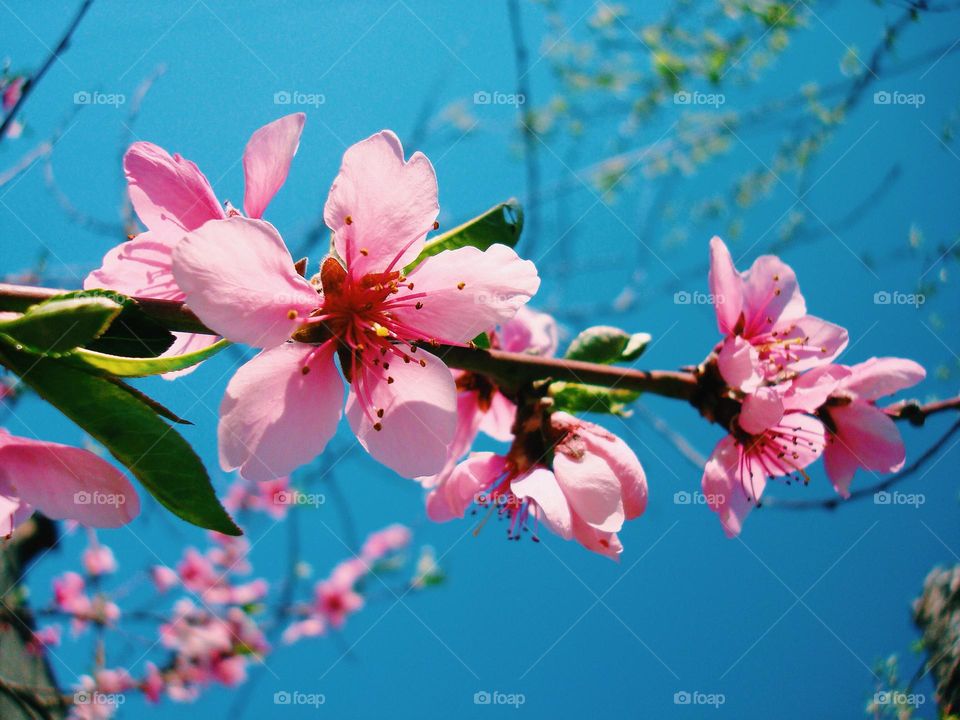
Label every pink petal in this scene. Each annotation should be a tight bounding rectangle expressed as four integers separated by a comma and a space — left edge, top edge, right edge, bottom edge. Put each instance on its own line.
708, 236, 743, 335
346, 348, 457, 478
822, 438, 860, 498
243, 113, 306, 219
840, 357, 926, 401
219, 343, 342, 481
750, 413, 826, 477
770, 315, 848, 373
511, 467, 573, 540
738, 387, 784, 436
782, 364, 850, 413
570, 417, 648, 520
324, 130, 438, 277
553, 449, 625, 532
0, 432, 139, 527
426, 452, 506, 522
498, 306, 559, 356
717, 336, 762, 391
158, 332, 222, 380
740, 254, 805, 337
0, 486, 32, 537
393, 244, 540, 344
830, 402, 906, 476
84, 232, 181, 300
702, 435, 756, 538
478, 391, 516, 442
172, 217, 319, 348
570, 513, 623, 561
124, 142, 224, 234
418, 385, 485, 489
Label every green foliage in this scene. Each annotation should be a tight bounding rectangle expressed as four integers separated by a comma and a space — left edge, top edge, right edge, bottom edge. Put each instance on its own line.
0, 296, 121, 356
406, 199, 524, 272
564, 326, 651, 364
549, 380, 639, 417
73, 339, 230, 377
54, 289, 176, 358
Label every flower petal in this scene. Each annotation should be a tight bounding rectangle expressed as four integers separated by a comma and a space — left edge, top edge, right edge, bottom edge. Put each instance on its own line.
498, 306, 559, 356
124, 142, 224, 234
572, 418, 648, 520
822, 437, 860, 498
553, 449, 625, 532
392, 244, 540, 344
702, 435, 756, 538
570, 513, 623, 561
840, 357, 926, 401
346, 348, 457, 478
158, 332, 222, 380
219, 342, 342, 482
84, 232, 181, 300
243, 113, 305, 219
717, 336, 762, 392
830, 402, 906, 476
738, 386, 784, 436
324, 130, 438, 277
708, 236, 744, 335
0, 431, 139, 527
478, 391, 516, 442
172, 217, 319, 348
741, 254, 805, 337
770, 315, 848, 374
512, 468, 573, 540
418, 385, 485, 489
426, 452, 506, 522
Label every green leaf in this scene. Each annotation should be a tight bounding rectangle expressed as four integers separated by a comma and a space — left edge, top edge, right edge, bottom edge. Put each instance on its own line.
0, 342, 241, 536
405, 199, 524, 272
471, 332, 491, 350
72, 339, 230, 377
60, 289, 177, 358
564, 326, 652, 364
0, 297, 121, 356
549, 381, 639, 417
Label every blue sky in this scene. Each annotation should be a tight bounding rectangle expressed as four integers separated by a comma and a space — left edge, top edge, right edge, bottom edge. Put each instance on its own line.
2, 1, 959, 718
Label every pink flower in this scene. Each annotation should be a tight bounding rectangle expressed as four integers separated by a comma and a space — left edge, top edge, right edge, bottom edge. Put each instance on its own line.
360, 523, 412, 563
2, 77, 23, 111
0, 428, 139, 536
819, 357, 925, 496
224, 475, 290, 519
171, 130, 539, 479
427, 412, 647, 560
420, 306, 558, 488
281, 617, 326, 645
314, 565, 364, 629
151, 565, 179, 593
142, 662, 165, 704
84, 114, 306, 375
94, 668, 135, 694
26, 624, 61, 656
82, 541, 117, 576
700, 369, 843, 537
708, 236, 848, 391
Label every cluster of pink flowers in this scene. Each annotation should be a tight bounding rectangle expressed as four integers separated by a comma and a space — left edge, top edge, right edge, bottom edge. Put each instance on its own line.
1, 73, 24, 138
700, 237, 924, 536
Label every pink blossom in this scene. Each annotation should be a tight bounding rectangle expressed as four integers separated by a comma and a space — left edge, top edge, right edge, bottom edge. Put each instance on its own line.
700, 370, 844, 537
53, 572, 91, 617
420, 306, 558, 488
84, 114, 306, 376
171, 130, 539, 479
224, 475, 290, 519
314, 564, 365, 629
151, 565, 179, 593
281, 617, 326, 644
2, 77, 23, 111
0, 428, 139, 536
427, 412, 647, 560
82, 541, 117, 576
26, 624, 61, 655
708, 236, 847, 391
142, 662, 165, 704
94, 668, 135, 694
819, 357, 926, 496
360, 523, 412, 562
